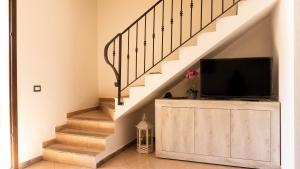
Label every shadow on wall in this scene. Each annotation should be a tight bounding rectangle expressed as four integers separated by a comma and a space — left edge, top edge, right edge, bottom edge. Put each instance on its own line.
99, 100, 155, 162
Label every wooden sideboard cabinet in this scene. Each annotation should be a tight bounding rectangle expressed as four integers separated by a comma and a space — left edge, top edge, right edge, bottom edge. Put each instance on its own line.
155, 99, 280, 169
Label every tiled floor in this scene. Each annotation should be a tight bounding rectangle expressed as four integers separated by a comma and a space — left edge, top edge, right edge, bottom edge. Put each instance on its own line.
25, 145, 244, 169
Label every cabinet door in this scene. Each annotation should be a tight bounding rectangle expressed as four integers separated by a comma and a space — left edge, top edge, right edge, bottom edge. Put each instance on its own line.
161, 107, 195, 153
231, 109, 271, 162
195, 108, 231, 157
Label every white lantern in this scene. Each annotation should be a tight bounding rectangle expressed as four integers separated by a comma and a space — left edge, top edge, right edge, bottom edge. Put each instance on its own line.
136, 113, 153, 153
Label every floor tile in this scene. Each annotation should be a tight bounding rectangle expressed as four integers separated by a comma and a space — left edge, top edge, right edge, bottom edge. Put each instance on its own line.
25, 145, 244, 169
25, 161, 54, 169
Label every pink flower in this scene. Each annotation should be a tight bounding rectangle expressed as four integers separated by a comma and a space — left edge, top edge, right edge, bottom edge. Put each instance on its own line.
185, 70, 199, 79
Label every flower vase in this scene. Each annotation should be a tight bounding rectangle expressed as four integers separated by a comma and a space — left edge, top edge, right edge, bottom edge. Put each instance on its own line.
189, 92, 198, 99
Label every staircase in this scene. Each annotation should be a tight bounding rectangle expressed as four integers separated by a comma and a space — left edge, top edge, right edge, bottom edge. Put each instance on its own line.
42, 0, 277, 168
42, 99, 115, 168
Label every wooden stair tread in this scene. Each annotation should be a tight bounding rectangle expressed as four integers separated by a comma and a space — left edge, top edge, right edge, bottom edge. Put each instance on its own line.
58, 128, 109, 138
45, 143, 100, 156
69, 110, 112, 121
130, 84, 145, 87
99, 98, 114, 102
149, 72, 161, 74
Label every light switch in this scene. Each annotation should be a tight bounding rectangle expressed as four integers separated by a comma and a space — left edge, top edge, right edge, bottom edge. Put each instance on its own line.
33, 85, 41, 92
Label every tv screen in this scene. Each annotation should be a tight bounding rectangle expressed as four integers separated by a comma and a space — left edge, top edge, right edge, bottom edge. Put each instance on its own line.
200, 57, 272, 99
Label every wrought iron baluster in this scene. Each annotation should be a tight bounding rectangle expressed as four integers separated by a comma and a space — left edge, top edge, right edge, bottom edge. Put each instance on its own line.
200, 0, 203, 29
161, 0, 165, 59
222, 0, 224, 13
113, 40, 116, 66
135, 22, 138, 79
152, 7, 156, 66
180, 0, 183, 44
211, 0, 213, 21
235, 0, 238, 14
118, 34, 123, 105
170, 0, 174, 52
127, 29, 130, 85
144, 15, 147, 73
190, 0, 194, 37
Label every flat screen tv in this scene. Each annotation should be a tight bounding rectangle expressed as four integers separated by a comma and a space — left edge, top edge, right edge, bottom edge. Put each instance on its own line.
200, 57, 272, 99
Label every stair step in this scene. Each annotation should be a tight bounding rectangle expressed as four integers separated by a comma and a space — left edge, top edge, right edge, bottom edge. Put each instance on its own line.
56, 128, 107, 150
99, 98, 114, 102
129, 86, 146, 99
242, 0, 277, 20
100, 101, 115, 108
99, 102, 115, 119
122, 95, 130, 98
45, 143, 100, 156
130, 84, 145, 87
67, 117, 114, 133
144, 73, 165, 88
58, 128, 109, 138
149, 72, 162, 74
43, 143, 99, 168
179, 45, 200, 60
161, 60, 182, 75
69, 110, 112, 121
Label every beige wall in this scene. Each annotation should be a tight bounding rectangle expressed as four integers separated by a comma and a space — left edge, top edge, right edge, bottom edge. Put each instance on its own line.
17, 0, 99, 163
98, 0, 157, 98
272, 0, 295, 168
214, 16, 273, 59
215, 16, 278, 98
0, 0, 11, 168
295, 0, 299, 168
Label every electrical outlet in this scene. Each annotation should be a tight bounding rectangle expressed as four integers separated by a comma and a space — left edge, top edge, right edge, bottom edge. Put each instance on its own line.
33, 85, 41, 92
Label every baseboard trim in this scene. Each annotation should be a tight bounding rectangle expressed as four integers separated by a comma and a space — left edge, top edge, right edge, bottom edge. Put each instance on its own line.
19, 156, 43, 169
96, 139, 136, 167
67, 106, 99, 118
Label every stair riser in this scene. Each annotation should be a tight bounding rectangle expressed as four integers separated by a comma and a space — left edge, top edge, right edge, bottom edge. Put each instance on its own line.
99, 102, 115, 109
56, 133, 106, 150
161, 61, 181, 75
144, 74, 165, 88
43, 149, 96, 169
179, 46, 201, 60
129, 87, 145, 99
100, 104, 114, 119
67, 119, 114, 133
220, 4, 238, 18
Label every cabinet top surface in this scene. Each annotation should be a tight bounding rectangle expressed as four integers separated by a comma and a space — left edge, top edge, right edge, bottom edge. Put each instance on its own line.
156, 98, 279, 102
155, 99, 280, 108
